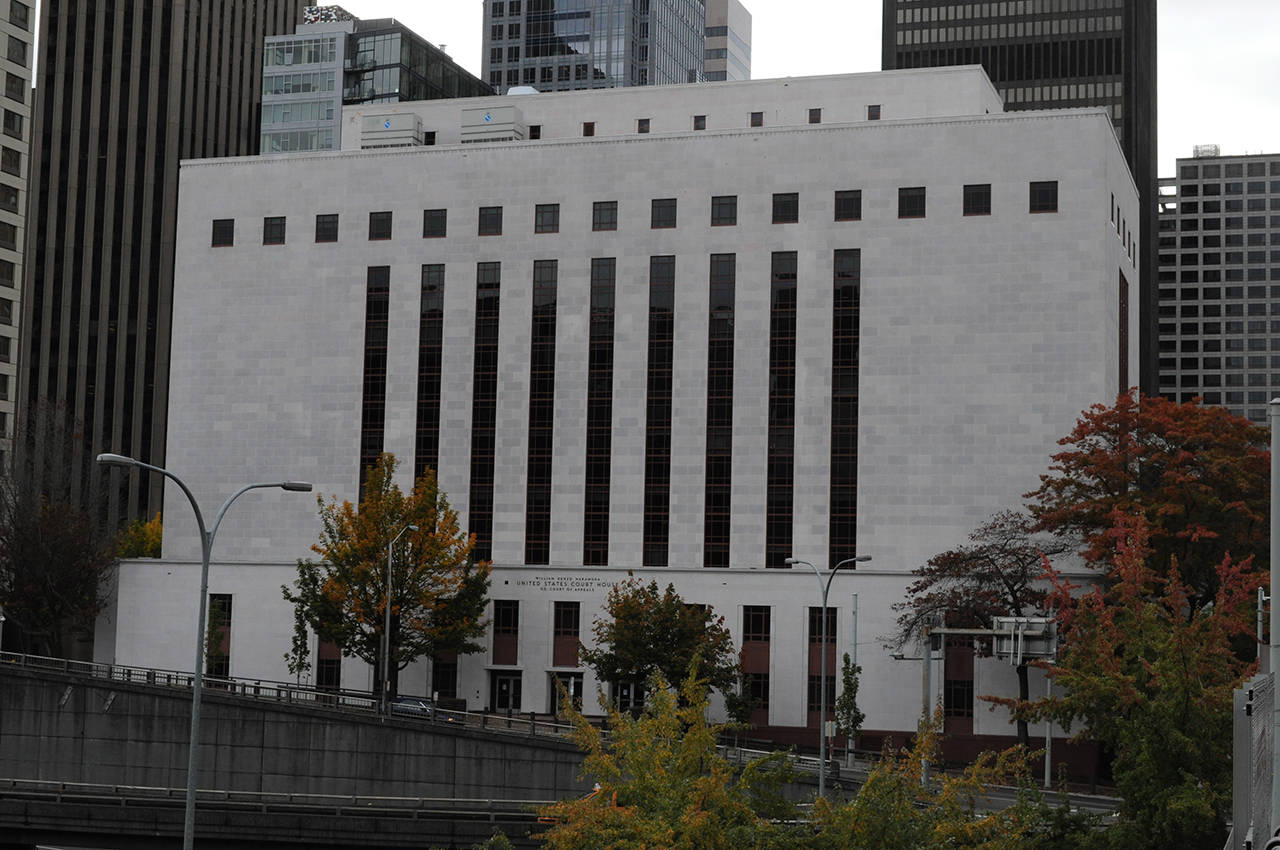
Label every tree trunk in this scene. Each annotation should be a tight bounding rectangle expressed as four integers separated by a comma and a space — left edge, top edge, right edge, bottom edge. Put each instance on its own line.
1015, 662, 1030, 748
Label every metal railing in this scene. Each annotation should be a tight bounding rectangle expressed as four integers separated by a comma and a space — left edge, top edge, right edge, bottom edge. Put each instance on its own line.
0, 777, 550, 821
0, 650, 587, 738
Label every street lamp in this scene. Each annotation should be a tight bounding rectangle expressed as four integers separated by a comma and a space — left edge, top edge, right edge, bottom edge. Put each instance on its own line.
785, 554, 871, 798
382, 523, 417, 716
96, 453, 311, 850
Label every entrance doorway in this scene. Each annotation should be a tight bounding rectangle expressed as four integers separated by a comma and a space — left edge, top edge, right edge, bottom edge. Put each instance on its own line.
491, 671, 522, 712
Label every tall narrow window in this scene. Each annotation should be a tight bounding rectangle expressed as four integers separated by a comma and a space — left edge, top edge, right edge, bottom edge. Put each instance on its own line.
469, 263, 501, 562
584, 258, 616, 566
1119, 270, 1130, 393
552, 601, 580, 667
766, 252, 797, 568
415, 265, 445, 480
830, 250, 860, 567
643, 256, 676, 567
704, 254, 735, 568
492, 600, 518, 665
206, 594, 232, 678
525, 260, 557, 565
359, 267, 390, 498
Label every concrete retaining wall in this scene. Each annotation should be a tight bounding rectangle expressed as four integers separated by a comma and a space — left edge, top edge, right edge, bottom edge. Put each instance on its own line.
0, 665, 589, 799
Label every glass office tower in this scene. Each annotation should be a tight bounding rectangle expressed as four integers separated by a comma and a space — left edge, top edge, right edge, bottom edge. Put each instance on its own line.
482, 0, 707, 94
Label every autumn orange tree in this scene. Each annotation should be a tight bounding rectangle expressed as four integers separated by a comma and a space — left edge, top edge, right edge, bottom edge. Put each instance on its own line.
1025, 392, 1268, 604
283, 453, 489, 698
1009, 515, 1255, 850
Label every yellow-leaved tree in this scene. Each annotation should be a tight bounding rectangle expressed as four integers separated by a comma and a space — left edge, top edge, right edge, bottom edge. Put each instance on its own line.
282, 453, 489, 698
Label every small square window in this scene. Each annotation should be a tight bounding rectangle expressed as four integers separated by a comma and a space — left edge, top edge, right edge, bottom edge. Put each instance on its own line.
263, 216, 286, 245
693, 114, 706, 131
582, 121, 595, 137
637, 118, 650, 133
422, 208, 447, 238
211, 218, 234, 247
963, 183, 992, 216
1030, 181, 1058, 213
834, 189, 861, 221
867, 104, 881, 120
772, 192, 798, 224
535, 203, 560, 233
478, 205, 503, 236
592, 200, 617, 232
898, 186, 926, 219
315, 213, 338, 242
651, 197, 677, 229
368, 211, 392, 240
0, 146, 18, 175
808, 107, 821, 124
711, 195, 737, 226
528, 124, 541, 139
749, 111, 763, 127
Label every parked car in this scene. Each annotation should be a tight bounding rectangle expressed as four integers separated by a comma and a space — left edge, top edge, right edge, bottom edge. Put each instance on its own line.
390, 696, 436, 719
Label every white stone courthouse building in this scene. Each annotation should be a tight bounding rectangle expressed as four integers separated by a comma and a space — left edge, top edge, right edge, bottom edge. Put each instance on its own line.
95, 67, 1139, 756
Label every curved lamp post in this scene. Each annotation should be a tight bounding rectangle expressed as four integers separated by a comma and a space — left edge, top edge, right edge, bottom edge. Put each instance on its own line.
785, 554, 871, 798
96, 453, 311, 850
382, 523, 417, 716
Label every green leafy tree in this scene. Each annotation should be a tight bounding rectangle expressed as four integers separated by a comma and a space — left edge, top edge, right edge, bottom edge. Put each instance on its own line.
1025, 392, 1269, 605
892, 510, 1069, 747
117, 512, 162, 558
1009, 514, 1254, 850
282, 453, 490, 699
0, 405, 118, 657
833, 653, 865, 747
578, 579, 740, 703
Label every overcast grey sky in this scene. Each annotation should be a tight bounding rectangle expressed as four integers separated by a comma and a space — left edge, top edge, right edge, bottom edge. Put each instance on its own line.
337, 0, 1279, 176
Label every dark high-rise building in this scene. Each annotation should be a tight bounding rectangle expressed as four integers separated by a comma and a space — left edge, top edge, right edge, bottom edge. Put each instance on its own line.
1156, 149, 1280, 422
19, 1, 305, 525
882, 0, 1157, 392
482, 0, 708, 94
